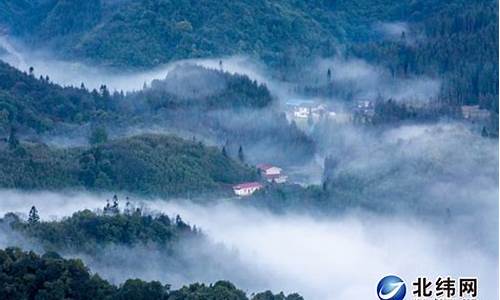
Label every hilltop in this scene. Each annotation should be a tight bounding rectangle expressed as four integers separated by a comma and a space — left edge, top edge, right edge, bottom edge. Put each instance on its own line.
0, 134, 257, 196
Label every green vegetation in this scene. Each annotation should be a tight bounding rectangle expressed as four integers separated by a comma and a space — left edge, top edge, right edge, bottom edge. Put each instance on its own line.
0, 208, 304, 300
0, 134, 257, 196
0, 0, 338, 68
348, 0, 499, 113
4, 205, 197, 254
0, 61, 109, 135
0, 60, 314, 167
0, 61, 274, 135
0, 247, 302, 300
2, 1, 496, 113
128, 65, 273, 110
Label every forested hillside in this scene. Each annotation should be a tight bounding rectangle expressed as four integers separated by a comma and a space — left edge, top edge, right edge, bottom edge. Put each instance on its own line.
0, 207, 304, 300
0, 60, 315, 166
3, 205, 198, 253
1, 0, 497, 113
0, 134, 257, 196
348, 0, 499, 112
125, 64, 273, 110
0, 60, 108, 135
0, 61, 274, 135
0, 248, 303, 300
0, 0, 338, 68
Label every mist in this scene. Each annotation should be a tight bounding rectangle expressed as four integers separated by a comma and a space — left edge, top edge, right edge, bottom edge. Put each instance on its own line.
0, 22, 497, 300
308, 57, 440, 103
0, 35, 274, 93
0, 190, 497, 299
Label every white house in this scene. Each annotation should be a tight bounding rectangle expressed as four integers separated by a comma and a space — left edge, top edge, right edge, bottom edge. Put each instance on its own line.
461, 105, 490, 121
233, 182, 263, 196
257, 164, 288, 184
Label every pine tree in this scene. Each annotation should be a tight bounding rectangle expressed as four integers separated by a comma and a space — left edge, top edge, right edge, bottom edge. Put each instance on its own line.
222, 146, 228, 157
104, 199, 111, 214
125, 197, 131, 215
238, 145, 245, 163
8, 128, 19, 150
28, 206, 40, 224
481, 126, 489, 137
111, 194, 119, 214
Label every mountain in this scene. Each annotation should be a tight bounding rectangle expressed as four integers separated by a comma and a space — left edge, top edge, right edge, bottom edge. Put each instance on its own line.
0, 0, 339, 68
5, 207, 198, 254
0, 247, 303, 300
347, 0, 499, 112
0, 60, 315, 166
0, 61, 273, 135
0, 134, 257, 196
1, 0, 497, 112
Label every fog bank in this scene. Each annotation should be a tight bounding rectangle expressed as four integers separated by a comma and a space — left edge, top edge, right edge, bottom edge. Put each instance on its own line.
0, 191, 496, 300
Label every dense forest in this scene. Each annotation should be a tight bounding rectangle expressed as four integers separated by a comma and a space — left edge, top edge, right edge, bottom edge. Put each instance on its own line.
0, 61, 274, 135
0, 0, 338, 68
348, 0, 499, 113
0, 60, 108, 135
4, 203, 198, 254
0, 60, 315, 166
0, 1, 497, 298
0, 134, 257, 196
0, 248, 303, 300
129, 65, 273, 111
0, 205, 304, 299
1, 0, 497, 114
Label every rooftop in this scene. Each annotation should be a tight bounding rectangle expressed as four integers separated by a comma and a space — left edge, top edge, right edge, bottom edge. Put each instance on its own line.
256, 163, 274, 170
233, 182, 263, 190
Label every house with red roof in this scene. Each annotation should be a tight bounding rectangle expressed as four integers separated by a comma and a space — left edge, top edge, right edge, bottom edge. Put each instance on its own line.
257, 164, 288, 184
232, 182, 263, 197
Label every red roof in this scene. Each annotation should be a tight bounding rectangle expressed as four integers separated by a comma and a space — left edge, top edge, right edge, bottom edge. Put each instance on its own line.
233, 182, 263, 190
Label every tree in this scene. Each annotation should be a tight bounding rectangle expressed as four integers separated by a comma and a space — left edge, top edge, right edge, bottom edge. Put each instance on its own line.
28, 206, 40, 224
8, 128, 19, 150
124, 198, 131, 215
222, 146, 228, 157
104, 199, 111, 214
28, 66, 34, 76
89, 126, 108, 146
327, 68, 332, 82
0, 110, 9, 133
111, 194, 119, 214
481, 126, 489, 137
238, 145, 245, 163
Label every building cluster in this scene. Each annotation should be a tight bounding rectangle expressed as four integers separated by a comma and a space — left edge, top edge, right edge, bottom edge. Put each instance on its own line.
232, 163, 288, 197
461, 105, 490, 122
352, 100, 375, 123
285, 99, 351, 126
256, 164, 288, 184
232, 182, 263, 197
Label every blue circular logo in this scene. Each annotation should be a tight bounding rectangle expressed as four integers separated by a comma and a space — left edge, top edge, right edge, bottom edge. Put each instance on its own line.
377, 275, 406, 300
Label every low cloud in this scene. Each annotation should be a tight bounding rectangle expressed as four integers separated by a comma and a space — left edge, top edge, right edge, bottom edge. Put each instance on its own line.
0, 190, 496, 299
